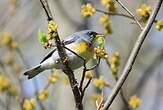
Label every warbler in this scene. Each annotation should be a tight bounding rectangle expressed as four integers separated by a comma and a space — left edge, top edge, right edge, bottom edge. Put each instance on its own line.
24, 30, 101, 79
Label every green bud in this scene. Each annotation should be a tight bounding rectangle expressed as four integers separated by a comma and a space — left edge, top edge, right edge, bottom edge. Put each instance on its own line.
38, 29, 47, 44
96, 36, 105, 49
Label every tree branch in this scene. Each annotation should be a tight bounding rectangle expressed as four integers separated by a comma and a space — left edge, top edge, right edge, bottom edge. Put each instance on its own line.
102, 0, 163, 109
96, 9, 133, 19
105, 59, 130, 110
39, 0, 83, 110
64, 46, 100, 101
96, 9, 157, 23
115, 0, 143, 30
81, 77, 92, 99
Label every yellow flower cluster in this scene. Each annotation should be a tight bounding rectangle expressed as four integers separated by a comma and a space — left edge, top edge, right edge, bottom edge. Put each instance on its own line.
62, 76, 69, 84
90, 93, 102, 104
94, 47, 108, 58
9, 0, 18, 4
23, 98, 36, 110
4, 56, 15, 65
0, 32, 18, 49
128, 95, 141, 109
48, 73, 60, 83
47, 20, 58, 40
109, 52, 120, 77
136, 4, 152, 22
99, 14, 112, 35
81, 3, 96, 17
93, 76, 109, 89
100, 0, 117, 12
155, 20, 163, 31
85, 71, 94, 79
0, 75, 18, 96
3, 55, 22, 73
8, 86, 18, 96
99, 14, 109, 25
0, 75, 11, 92
13, 65, 22, 73
38, 89, 49, 101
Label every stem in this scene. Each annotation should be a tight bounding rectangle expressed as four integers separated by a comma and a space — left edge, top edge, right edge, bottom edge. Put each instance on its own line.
115, 77, 130, 110
96, 9, 133, 19
96, 9, 158, 23
102, 0, 163, 109
105, 58, 130, 110
115, 0, 143, 30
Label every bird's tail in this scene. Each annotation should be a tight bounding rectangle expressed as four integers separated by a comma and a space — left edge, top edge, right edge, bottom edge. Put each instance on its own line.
24, 65, 44, 79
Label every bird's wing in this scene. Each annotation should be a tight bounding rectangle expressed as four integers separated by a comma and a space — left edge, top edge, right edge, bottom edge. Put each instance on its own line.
63, 34, 80, 45
40, 48, 57, 63
40, 34, 79, 63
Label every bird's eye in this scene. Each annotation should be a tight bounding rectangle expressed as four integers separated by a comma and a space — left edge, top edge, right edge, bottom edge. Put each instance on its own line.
87, 32, 96, 38
88, 32, 93, 35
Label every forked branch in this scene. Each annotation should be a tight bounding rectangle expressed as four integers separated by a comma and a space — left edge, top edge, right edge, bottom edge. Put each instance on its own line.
102, 0, 163, 109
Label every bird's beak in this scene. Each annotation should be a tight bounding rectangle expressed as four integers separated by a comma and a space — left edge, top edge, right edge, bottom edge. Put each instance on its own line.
95, 33, 105, 38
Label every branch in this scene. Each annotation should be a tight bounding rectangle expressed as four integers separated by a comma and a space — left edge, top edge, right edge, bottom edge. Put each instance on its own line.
105, 59, 130, 110
102, 0, 163, 110
86, 58, 101, 71
39, 0, 53, 21
81, 77, 92, 99
115, 77, 130, 110
96, 92, 104, 110
96, 9, 133, 19
64, 46, 100, 101
115, 0, 143, 30
96, 9, 158, 23
39, 0, 83, 110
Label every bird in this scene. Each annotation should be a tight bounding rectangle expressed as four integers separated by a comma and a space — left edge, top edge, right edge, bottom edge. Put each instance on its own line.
24, 30, 100, 79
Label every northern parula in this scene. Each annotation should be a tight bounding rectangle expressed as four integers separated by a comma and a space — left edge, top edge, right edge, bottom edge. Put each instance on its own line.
24, 30, 101, 79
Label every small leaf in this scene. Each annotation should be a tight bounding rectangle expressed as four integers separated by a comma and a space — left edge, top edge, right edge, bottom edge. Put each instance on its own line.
96, 37, 105, 49
38, 29, 47, 44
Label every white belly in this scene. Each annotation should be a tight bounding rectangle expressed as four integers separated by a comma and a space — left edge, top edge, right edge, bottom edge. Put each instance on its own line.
40, 46, 91, 70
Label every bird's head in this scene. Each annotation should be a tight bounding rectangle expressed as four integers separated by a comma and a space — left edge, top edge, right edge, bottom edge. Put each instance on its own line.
74, 30, 103, 45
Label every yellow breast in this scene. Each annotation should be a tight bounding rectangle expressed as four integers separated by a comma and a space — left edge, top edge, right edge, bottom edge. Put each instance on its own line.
70, 42, 93, 59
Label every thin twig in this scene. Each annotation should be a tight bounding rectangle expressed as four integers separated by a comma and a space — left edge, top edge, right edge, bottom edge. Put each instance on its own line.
96, 9, 133, 19
35, 82, 52, 110
44, 82, 51, 90
0, 60, 8, 75
96, 92, 104, 110
63, 46, 87, 93
79, 68, 87, 92
86, 58, 101, 71
64, 46, 100, 94
96, 9, 158, 23
102, 0, 163, 109
79, 58, 100, 92
115, 0, 143, 30
81, 77, 92, 99
39, 0, 53, 21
